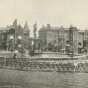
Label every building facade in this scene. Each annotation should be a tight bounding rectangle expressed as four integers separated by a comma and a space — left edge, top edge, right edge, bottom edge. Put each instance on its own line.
0, 27, 9, 50
0, 19, 30, 53
8, 19, 30, 52
39, 25, 84, 54
39, 24, 59, 51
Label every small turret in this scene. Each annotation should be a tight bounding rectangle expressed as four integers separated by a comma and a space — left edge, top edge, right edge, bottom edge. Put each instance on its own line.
13, 19, 17, 28
24, 21, 30, 31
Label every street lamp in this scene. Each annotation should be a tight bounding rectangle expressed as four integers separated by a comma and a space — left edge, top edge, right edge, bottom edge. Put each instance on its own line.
10, 35, 14, 40
9, 35, 17, 58
14, 50, 18, 53
17, 35, 25, 57
13, 49, 18, 58
18, 44, 22, 48
9, 35, 14, 51
18, 35, 22, 40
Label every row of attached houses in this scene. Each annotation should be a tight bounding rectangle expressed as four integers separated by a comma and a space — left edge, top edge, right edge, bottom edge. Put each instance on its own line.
38, 24, 85, 54
0, 20, 88, 55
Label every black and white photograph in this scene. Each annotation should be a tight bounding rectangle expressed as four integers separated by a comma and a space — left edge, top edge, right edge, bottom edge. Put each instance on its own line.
0, 0, 88, 88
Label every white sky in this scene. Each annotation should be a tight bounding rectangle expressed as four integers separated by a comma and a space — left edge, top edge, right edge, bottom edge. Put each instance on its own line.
0, 0, 88, 30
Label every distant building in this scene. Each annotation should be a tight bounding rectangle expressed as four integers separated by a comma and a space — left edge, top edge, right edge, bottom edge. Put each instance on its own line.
39, 24, 59, 51
83, 30, 88, 53
0, 20, 86, 55
39, 25, 84, 54
0, 27, 9, 50
7, 19, 30, 52
66, 26, 84, 54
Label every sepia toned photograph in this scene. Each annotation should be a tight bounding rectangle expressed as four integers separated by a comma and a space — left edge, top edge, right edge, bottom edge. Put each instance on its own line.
0, 0, 88, 88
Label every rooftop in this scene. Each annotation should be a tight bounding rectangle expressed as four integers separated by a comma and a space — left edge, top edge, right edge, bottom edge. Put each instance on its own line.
39, 24, 80, 32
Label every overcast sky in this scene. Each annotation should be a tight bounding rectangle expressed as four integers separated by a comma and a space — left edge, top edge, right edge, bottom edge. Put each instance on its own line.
0, 0, 88, 30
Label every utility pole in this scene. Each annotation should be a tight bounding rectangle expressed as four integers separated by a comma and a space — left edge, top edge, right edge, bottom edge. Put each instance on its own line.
58, 30, 59, 53
69, 25, 74, 57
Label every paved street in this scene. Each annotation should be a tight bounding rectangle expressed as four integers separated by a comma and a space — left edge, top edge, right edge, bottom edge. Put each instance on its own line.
0, 69, 58, 88
0, 69, 88, 88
